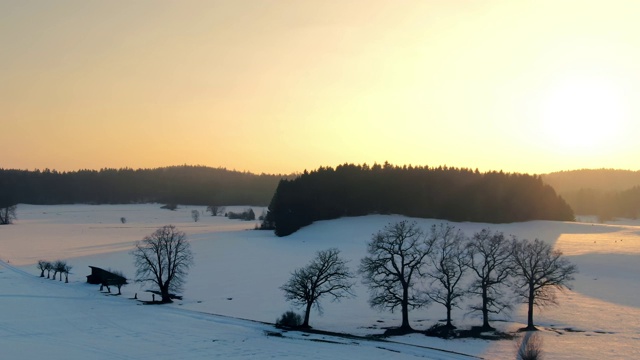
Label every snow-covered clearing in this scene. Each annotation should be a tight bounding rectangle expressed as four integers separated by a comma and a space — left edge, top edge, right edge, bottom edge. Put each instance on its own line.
1, 204, 639, 359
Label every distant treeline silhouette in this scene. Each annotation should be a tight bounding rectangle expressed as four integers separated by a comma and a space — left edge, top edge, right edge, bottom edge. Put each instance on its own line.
262, 163, 575, 236
542, 169, 640, 220
0, 165, 283, 206
541, 169, 640, 194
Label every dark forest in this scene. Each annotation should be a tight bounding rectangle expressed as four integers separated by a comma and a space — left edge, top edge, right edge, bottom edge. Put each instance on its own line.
0, 165, 283, 207
262, 163, 575, 236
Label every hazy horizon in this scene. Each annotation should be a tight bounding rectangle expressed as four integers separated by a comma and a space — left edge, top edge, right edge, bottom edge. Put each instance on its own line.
4, 1, 640, 175
3, 162, 640, 177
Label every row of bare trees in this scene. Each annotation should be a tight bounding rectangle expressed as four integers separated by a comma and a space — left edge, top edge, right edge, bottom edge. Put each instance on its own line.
37, 260, 73, 283
281, 221, 576, 333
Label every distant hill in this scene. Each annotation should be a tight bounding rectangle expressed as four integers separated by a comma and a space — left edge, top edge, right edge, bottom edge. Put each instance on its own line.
541, 169, 640, 194
541, 169, 640, 219
0, 165, 286, 206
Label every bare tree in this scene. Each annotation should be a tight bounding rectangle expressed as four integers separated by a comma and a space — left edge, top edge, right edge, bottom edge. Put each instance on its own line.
0, 204, 17, 225
191, 210, 200, 222
37, 260, 51, 278
63, 264, 72, 283
511, 238, 577, 330
53, 260, 66, 281
467, 229, 514, 331
45, 261, 53, 278
359, 221, 434, 331
131, 225, 194, 303
206, 205, 225, 216
108, 269, 128, 295
281, 248, 355, 328
426, 223, 470, 329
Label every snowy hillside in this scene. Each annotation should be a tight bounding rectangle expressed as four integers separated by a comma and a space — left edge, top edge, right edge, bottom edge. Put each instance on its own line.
1, 204, 638, 359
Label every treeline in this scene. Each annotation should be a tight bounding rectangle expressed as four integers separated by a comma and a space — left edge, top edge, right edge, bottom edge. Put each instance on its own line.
541, 169, 640, 194
542, 169, 640, 219
561, 187, 640, 221
262, 163, 574, 236
0, 165, 284, 206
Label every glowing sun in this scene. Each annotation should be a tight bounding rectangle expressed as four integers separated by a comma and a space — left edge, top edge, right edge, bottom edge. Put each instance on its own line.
541, 78, 624, 150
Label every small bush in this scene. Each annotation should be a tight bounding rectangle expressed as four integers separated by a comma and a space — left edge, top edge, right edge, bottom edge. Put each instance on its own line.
423, 323, 456, 339
161, 203, 178, 211
516, 332, 544, 360
120, 217, 127, 224
275, 311, 302, 329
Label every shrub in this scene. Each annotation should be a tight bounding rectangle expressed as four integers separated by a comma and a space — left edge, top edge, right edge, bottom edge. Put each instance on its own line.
275, 311, 302, 329
161, 203, 178, 211
120, 217, 127, 224
516, 332, 544, 360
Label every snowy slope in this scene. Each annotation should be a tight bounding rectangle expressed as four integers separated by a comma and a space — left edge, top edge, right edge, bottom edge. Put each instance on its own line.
0, 258, 477, 360
1, 204, 639, 359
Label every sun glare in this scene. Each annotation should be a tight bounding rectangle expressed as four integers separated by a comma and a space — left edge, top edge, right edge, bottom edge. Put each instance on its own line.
540, 78, 625, 150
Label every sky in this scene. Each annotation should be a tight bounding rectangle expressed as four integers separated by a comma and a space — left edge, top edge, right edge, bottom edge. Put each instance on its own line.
3, 0, 640, 175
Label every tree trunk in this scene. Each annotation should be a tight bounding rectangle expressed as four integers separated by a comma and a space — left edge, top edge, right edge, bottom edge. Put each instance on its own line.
400, 284, 411, 330
40, 270, 45, 278
482, 286, 492, 330
302, 302, 313, 328
160, 284, 172, 303
446, 305, 453, 328
527, 284, 536, 330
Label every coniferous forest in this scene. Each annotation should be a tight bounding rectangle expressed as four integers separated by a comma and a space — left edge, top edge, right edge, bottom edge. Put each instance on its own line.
262, 163, 575, 236
0, 166, 283, 207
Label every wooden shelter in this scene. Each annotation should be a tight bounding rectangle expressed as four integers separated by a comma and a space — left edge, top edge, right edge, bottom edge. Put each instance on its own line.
86, 266, 127, 286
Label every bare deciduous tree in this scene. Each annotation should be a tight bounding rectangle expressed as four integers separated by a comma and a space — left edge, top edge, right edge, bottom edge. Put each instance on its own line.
511, 238, 577, 330
359, 221, 434, 331
131, 225, 194, 303
0, 204, 17, 225
281, 248, 355, 328
426, 223, 469, 329
191, 210, 200, 222
206, 205, 225, 216
63, 264, 72, 283
52, 260, 66, 281
108, 269, 127, 295
37, 260, 51, 278
467, 229, 514, 330
45, 262, 53, 278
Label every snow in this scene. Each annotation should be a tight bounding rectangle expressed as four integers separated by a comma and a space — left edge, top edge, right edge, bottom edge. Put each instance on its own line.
1, 204, 639, 359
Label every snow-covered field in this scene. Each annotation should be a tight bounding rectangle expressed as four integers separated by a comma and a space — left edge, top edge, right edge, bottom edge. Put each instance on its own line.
1, 204, 639, 359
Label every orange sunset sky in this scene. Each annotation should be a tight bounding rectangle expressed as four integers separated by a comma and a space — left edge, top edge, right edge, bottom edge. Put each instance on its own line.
2, 1, 640, 175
